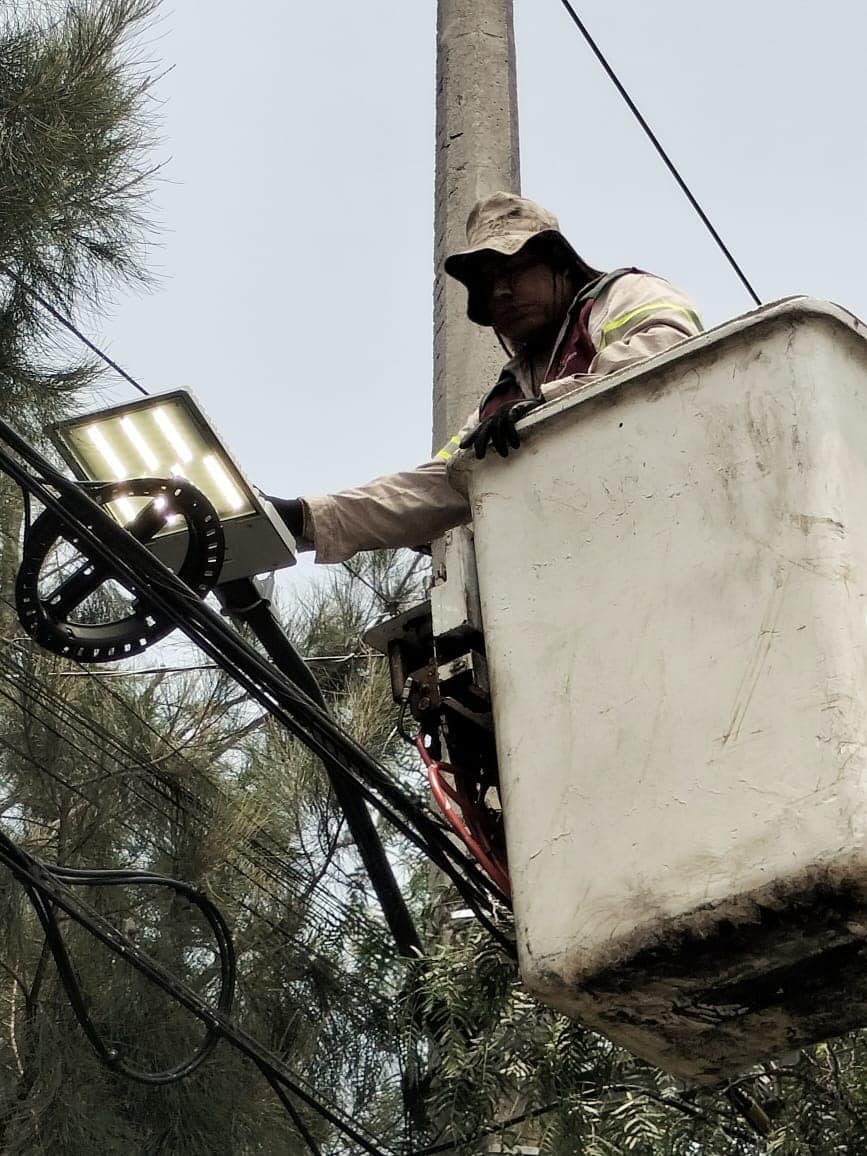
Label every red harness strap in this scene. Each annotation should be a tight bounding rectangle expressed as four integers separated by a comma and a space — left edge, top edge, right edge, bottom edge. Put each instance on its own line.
477, 268, 640, 422
547, 267, 640, 381
547, 297, 597, 380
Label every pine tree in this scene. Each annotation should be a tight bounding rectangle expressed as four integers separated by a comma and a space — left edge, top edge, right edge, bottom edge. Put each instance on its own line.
0, 0, 160, 433
0, 2, 420, 1151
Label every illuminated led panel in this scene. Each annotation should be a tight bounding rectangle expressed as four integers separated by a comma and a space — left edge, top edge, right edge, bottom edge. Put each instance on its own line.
50, 390, 296, 582
55, 394, 256, 525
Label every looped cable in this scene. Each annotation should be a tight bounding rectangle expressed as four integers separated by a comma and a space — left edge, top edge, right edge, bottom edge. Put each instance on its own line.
0, 832, 236, 1086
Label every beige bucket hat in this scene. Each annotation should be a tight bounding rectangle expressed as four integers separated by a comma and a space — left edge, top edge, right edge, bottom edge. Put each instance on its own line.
444, 191, 601, 325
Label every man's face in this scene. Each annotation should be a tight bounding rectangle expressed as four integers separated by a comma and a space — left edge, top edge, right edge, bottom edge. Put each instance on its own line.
476, 250, 572, 343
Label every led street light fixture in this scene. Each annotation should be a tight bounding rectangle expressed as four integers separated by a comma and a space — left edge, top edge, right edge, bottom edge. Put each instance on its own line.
51, 390, 296, 582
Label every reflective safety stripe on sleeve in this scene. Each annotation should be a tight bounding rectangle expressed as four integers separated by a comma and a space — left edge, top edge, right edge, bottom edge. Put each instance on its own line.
435, 435, 462, 462
598, 300, 703, 350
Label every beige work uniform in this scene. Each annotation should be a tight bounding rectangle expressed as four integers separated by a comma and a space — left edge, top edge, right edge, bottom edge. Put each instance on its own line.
302, 273, 702, 564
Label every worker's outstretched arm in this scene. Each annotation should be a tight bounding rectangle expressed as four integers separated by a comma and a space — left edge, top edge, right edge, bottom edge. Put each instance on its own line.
298, 455, 471, 564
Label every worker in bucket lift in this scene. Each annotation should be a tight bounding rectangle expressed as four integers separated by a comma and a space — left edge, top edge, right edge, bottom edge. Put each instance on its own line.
267, 192, 703, 563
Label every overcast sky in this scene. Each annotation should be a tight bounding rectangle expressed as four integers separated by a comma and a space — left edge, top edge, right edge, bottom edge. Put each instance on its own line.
93, 1, 867, 533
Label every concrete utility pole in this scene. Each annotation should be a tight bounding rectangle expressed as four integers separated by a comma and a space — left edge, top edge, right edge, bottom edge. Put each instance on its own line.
429, 1, 519, 794
433, 0, 520, 452
430, 10, 539, 1154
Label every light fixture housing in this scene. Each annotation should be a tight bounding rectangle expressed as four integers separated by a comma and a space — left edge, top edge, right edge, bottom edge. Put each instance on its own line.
50, 389, 296, 583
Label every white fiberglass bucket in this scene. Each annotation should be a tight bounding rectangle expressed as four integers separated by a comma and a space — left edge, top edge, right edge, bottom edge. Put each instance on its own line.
455, 298, 867, 1083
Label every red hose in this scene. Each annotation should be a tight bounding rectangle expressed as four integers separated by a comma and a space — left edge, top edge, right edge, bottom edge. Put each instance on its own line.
416, 737, 511, 897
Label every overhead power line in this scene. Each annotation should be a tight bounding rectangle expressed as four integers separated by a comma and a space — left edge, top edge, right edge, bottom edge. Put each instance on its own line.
555, 0, 762, 307
55, 654, 385, 676
0, 262, 151, 396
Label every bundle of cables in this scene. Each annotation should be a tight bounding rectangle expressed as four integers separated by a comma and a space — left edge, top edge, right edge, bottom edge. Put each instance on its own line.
3, 413, 511, 940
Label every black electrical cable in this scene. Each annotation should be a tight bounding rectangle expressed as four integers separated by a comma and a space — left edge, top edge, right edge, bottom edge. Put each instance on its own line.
555, 0, 762, 307
0, 667, 354, 970
0, 656, 395, 1132
63, 654, 415, 953
415, 1083, 757, 1154
258, 1064, 325, 1156
0, 262, 150, 396
9, 848, 237, 1086
0, 616, 399, 946
0, 756, 392, 1053
0, 823, 236, 1079
0, 666, 201, 861
0, 657, 402, 1032
415, 1103, 559, 1155
218, 576, 423, 959
0, 692, 176, 862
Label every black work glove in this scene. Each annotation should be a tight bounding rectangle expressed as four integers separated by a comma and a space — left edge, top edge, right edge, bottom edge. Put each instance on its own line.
262, 495, 305, 538
459, 398, 544, 460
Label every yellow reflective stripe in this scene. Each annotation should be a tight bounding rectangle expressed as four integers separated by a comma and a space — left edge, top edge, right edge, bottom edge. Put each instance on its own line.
598, 300, 702, 350
435, 435, 462, 462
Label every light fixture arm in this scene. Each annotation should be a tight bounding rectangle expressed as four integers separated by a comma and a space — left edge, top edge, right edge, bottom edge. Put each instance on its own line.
217, 577, 424, 959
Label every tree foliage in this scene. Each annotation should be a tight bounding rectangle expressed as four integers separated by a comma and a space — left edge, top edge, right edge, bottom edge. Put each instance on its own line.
0, 2, 418, 1150
404, 896, 867, 1155
0, 0, 161, 434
